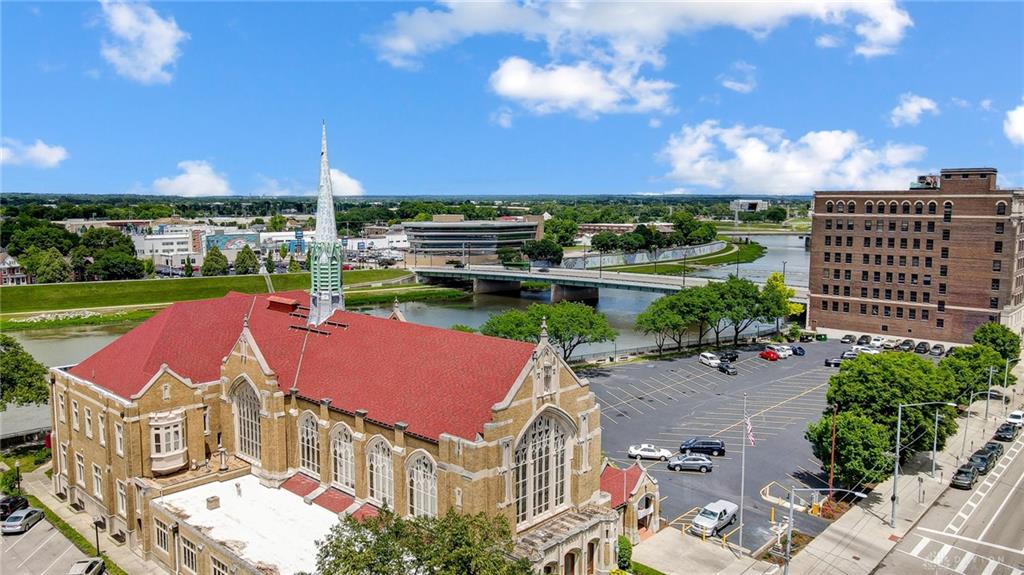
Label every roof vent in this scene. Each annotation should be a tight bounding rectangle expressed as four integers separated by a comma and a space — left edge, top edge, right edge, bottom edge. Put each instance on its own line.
206, 496, 220, 510
267, 296, 300, 313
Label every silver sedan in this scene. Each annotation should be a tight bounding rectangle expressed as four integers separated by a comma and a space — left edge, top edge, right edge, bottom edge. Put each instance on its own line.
667, 454, 714, 473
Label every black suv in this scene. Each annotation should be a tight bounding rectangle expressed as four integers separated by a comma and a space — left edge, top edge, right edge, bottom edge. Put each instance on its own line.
718, 350, 739, 362
983, 441, 1004, 461
0, 495, 28, 520
914, 341, 931, 354
969, 450, 995, 475
856, 335, 871, 346
899, 339, 915, 352
994, 423, 1019, 442
679, 438, 726, 456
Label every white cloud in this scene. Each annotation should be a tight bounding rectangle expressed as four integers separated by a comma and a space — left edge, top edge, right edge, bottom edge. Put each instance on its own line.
153, 160, 231, 197
489, 56, 671, 117
659, 119, 926, 195
330, 168, 365, 196
980, 99, 994, 111
491, 107, 514, 128
889, 93, 939, 127
648, 118, 662, 128
376, 2, 911, 117
0, 137, 69, 168
815, 34, 840, 48
1005, 102, 1024, 146
719, 61, 757, 94
951, 97, 970, 108
99, 0, 188, 85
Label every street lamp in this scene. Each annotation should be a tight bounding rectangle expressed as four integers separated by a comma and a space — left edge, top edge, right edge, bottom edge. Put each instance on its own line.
1005, 357, 1020, 416
92, 516, 102, 556
983, 366, 997, 434
14, 460, 20, 492
960, 390, 990, 461
892, 401, 956, 528
783, 487, 866, 575
782, 260, 788, 280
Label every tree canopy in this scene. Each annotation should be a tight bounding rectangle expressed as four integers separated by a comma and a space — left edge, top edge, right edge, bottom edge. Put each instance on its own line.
268, 214, 287, 232
233, 245, 259, 275
20, 247, 72, 283
201, 246, 229, 276
87, 250, 145, 280
590, 231, 619, 254
972, 322, 1021, 362
938, 344, 1015, 398
522, 238, 563, 265
480, 302, 617, 360
79, 227, 135, 256
0, 335, 49, 411
544, 218, 578, 247
306, 510, 531, 575
806, 411, 891, 488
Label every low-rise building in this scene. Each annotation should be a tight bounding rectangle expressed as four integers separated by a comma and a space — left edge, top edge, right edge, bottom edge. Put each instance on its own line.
0, 251, 30, 285
404, 216, 543, 265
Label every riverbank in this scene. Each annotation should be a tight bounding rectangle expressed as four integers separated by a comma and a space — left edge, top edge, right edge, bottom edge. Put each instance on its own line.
0, 269, 410, 315
0, 282, 469, 332
604, 240, 765, 275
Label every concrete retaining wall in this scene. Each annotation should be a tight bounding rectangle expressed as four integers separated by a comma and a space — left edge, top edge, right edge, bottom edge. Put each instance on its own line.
561, 240, 726, 270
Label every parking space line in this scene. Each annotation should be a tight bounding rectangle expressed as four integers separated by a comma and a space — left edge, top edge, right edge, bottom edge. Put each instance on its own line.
40, 543, 76, 575
17, 528, 60, 570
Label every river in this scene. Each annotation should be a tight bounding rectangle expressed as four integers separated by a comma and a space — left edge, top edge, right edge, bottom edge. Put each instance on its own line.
11, 235, 809, 367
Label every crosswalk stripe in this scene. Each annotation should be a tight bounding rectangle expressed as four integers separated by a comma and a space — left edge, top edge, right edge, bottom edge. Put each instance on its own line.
980, 560, 998, 575
909, 536, 932, 557
955, 552, 975, 573
933, 544, 952, 565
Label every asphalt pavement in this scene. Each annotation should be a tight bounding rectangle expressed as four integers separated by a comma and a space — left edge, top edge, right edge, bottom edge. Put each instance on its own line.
585, 339, 851, 551
874, 419, 1024, 575
0, 516, 89, 575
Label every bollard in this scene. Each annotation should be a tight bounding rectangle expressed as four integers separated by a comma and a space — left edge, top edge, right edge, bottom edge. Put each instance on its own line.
771, 506, 775, 523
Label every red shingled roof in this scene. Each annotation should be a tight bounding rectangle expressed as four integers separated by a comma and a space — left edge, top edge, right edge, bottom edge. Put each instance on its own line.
281, 473, 319, 498
312, 487, 355, 515
601, 463, 644, 509
68, 291, 536, 441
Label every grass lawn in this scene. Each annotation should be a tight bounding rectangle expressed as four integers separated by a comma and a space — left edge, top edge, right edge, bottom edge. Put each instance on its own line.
0, 445, 51, 474
694, 241, 765, 266
0, 269, 411, 314
604, 242, 744, 275
0, 309, 159, 332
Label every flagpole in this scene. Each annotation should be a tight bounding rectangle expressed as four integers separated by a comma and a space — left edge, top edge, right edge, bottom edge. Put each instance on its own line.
739, 392, 747, 550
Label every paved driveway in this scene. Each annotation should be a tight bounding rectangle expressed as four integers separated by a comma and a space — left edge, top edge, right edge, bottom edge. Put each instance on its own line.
585, 339, 850, 551
0, 516, 89, 575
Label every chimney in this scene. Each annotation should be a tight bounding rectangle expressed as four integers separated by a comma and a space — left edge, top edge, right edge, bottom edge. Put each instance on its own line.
206, 496, 220, 510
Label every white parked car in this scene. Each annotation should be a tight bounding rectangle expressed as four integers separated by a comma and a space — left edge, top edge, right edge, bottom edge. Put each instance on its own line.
881, 338, 901, 349
627, 444, 673, 461
766, 344, 791, 358
699, 352, 721, 368
690, 500, 739, 537
851, 345, 880, 355
869, 336, 885, 348
1007, 410, 1024, 428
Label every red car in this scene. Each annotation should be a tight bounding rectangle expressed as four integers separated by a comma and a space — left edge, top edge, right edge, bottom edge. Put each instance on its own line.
759, 349, 780, 361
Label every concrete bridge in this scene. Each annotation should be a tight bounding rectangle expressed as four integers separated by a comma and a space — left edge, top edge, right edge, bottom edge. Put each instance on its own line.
411, 265, 809, 303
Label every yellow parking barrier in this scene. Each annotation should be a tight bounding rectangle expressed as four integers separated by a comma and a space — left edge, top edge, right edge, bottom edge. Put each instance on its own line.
721, 524, 742, 548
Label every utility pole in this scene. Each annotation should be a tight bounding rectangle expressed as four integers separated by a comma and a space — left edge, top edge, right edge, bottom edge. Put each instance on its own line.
931, 409, 940, 478
683, 252, 688, 286
828, 406, 837, 513
984, 367, 996, 434
893, 401, 956, 527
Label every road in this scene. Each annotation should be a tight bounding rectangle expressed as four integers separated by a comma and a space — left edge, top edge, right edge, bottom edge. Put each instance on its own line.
585, 339, 848, 551
874, 427, 1024, 575
0, 517, 89, 575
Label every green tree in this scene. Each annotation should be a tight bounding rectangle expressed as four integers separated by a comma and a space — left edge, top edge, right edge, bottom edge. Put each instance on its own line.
617, 535, 633, 570
288, 256, 301, 272
450, 324, 478, 333
544, 218, 578, 247
806, 411, 891, 488
522, 238, 563, 265
264, 251, 275, 274
183, 255, 194, 277
719, 276, 764, 345
79, 227, 135, 256
142, 258, 156, 277
69, 245, 91, 281
972, 323, 1021, 361
0, 334, 49, 411
496, 247, 522, 264
6, 224, 77, 256
279, 244, 289, 259
631, 224, 659, 251
590, 231, 619, 254
481, 303, 617, 360
268, 214, 287, 232
87, 251, 145, 280
824, 353, 958, 460
761, 272, 797, 333
22, 247, 72, 283
764, 206, 788, 223
687, 222, 718, 245
201, 246, 229, 276
938, 344, 1015, 398
479, 309, 540, 343
308, 510, 531, 575
635, 296, 689, 353
233, 245, 259, 275
671, 211, 699, 238
617, 232, 646, 253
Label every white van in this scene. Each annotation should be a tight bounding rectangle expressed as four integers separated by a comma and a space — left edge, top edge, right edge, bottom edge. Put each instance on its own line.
699, 352, 721, 367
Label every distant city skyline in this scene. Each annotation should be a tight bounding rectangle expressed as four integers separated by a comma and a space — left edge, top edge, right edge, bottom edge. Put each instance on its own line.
2, 1, 1022, 197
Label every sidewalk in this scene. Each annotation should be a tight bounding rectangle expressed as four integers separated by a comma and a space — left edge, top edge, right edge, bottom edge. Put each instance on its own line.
21, 463, 164, 575
783, 374, 1023, 575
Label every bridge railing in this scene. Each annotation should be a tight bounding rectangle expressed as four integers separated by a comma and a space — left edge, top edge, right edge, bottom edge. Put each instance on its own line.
569, 324, 780, 363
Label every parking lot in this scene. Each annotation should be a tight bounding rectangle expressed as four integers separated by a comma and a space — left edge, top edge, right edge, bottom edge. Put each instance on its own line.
0, 516, 89, 575
585, 339, 853, 551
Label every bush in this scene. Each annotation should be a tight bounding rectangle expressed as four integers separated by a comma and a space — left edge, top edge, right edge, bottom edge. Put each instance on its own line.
617, 535, 632, 570
0, 468, 21, 495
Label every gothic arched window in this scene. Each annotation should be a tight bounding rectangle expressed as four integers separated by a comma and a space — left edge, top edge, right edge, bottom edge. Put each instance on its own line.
233, 383, 261, 462
298, 412, 320, 476
407, 454, 438, 517
513, 414, 570, 525
367, 438, 394, 507
331, 425, 355, 491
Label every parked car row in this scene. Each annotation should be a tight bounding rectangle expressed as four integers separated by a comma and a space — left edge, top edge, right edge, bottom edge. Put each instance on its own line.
627, 437, 727, 476
699, 350, 742, 375
760, 343, 806, 361
951, 410, 1023, 490
839, 334, 954, 356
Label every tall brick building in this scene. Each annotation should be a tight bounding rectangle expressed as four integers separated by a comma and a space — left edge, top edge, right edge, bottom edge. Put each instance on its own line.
808, 168, 1024, 344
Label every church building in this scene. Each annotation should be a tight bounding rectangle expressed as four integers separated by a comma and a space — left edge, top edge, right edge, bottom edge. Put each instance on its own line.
47, 125, 656, 575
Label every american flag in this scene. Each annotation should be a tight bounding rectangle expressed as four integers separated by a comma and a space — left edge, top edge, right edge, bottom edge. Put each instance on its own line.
745, 416, 757, 447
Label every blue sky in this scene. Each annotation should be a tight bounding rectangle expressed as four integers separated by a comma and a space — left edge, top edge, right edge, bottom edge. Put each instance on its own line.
2, 1, 1022, 197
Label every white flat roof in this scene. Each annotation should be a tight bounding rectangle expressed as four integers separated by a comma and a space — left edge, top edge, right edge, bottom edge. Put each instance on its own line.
154, 474, 340, 575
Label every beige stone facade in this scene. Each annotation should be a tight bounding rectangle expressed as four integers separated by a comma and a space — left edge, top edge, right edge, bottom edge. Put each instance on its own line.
49, 320, 626, 574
